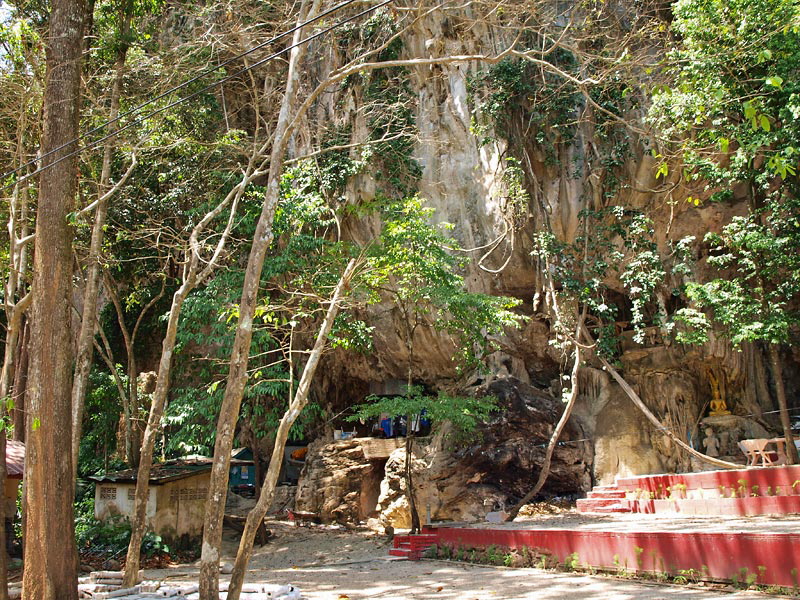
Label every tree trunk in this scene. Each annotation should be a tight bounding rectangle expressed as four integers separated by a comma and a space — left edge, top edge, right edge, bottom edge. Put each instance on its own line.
0, 295, 31, 418
127, 351, 140, 468
0, 307, 29, 600
225, 259, 356, 600
506, 323, 583, 521
0, 434, 6, 600
198, 2, 319, 597
12, 320, 29, 442
105, 273, 164, 468
122, 166, 246, 589
72, 40, 129, 482
402, 315, 420, 534
122, 284, 191, 587
22, 0, 86, 597
767, 344, 799, 465
405, 431, 421, 534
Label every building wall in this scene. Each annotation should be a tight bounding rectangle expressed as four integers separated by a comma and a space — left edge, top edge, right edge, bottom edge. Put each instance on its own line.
151, 473, 210, 541
94, 473, 211, 541
95, 483, 156, 523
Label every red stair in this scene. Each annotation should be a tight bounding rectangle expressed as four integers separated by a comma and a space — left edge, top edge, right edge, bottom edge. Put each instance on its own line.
586, 486, 626, 499
578, 464, 800, 516
577, 484, 633, 514
389, 533, 439, 560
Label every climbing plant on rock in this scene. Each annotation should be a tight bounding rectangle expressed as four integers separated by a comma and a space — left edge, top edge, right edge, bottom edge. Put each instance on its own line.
357, 195, 522, 532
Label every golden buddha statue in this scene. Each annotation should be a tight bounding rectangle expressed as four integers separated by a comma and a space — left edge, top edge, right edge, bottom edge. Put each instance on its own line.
707, 368, 731, 416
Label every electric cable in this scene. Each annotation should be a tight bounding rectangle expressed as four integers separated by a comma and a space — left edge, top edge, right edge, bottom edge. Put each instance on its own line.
1, 0, 395, 190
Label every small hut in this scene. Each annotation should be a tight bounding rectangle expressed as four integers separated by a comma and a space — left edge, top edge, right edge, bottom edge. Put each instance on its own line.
91, 458, 211, 543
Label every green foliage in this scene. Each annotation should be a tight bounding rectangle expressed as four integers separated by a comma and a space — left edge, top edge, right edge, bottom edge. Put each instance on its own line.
364, 196, 522, 370
337, 9, 420, 196
348, 385, 498, 434
90, 0, 164, 61
79, 368, 128, 476
650, 0, 800, 198
76, 513, 169, 559
75, 489, 168, 559
676, 197, 800, 346
500, 157, 531, 229
533, 207, 668, 355
469, 49, 634, 186
469, 52, 580, 158
168, 161, 356, 454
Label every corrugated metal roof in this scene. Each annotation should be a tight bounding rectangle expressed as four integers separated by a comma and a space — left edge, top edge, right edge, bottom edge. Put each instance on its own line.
89, 458, 211, 485
6, 440, 24, 479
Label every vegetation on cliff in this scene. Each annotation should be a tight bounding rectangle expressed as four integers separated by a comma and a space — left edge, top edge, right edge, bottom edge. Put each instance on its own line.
0, 0, 798, 596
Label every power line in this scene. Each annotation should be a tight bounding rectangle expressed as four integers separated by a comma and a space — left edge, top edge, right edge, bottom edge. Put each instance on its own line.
1, 0, 394, 189
1, 0, 366, 183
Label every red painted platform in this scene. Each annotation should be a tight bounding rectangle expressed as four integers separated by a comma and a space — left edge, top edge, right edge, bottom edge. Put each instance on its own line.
425, 525, 800, 588
392, 465, 800, 588
578, 464, 800, 516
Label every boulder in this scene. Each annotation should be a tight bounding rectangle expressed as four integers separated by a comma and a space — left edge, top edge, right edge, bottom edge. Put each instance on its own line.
373, 377, 593, 526
294, 438, 382, 523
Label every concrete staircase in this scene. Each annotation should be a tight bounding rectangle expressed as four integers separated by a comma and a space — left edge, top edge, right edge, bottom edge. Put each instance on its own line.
389, 533, 439, 560
578, 464, 800, 516
575, 485, 632, 514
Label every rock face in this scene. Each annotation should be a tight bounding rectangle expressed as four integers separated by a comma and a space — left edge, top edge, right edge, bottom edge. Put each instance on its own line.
298, 377, 592, 526
293, 2, 799, 504
294, 438, 385, 523
298, 4, 796, 495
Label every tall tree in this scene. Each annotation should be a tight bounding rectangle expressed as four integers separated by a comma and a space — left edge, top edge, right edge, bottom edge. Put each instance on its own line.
122, 163, 250, 587
225, 258, 358, 600
359, 196, 521, 532
22, 0, 86, 597
198, 1, 322, 596
651, 0, 800, 462
71, 0, 138, 479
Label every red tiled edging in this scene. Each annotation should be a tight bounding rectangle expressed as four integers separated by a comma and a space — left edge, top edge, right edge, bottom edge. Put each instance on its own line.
630, 495, 800, 516
427, 526, 800, 588
616, 465, 800, 498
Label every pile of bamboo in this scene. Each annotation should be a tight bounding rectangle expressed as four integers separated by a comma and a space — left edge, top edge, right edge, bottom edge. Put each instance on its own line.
70, 572, 302, 599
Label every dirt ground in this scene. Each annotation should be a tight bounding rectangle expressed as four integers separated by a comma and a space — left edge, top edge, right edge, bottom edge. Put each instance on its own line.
143, 519, 792, 599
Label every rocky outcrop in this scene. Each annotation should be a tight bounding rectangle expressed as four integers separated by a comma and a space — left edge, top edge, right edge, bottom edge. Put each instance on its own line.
297, 2, 798, 495
294, 438, 384, 524
299, 377, 592, 526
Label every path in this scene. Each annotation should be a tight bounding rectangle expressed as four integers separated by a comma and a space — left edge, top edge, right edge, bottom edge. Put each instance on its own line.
141, 520, 791, 599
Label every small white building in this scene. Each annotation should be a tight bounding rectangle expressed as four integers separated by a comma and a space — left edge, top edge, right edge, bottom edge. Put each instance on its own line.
91, 458, 211, 543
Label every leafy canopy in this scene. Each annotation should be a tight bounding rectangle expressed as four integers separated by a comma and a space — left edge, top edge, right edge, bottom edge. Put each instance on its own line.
348, 385, 497, 435
363, 195, 523, 370
649, 0, 800, 199
676, 197, 800, 346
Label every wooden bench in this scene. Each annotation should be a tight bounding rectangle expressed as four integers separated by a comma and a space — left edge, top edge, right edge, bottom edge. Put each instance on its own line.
738, 438, 784, 467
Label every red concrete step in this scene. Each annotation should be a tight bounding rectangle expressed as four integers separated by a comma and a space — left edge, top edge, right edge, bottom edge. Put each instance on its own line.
587, 489, 626, 499
393, 534, 438, 547
390, 533, 440, 561
576, 498, 632, 514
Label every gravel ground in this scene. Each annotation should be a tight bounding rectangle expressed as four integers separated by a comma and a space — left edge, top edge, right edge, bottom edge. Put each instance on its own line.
142, 518, 794, 599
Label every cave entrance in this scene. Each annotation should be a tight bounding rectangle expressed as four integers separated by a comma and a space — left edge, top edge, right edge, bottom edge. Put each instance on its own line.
357, 437, 406, 520
360, 458, 388, 519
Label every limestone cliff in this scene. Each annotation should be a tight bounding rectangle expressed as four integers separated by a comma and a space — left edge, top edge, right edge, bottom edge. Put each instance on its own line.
291, 2, 799, 502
